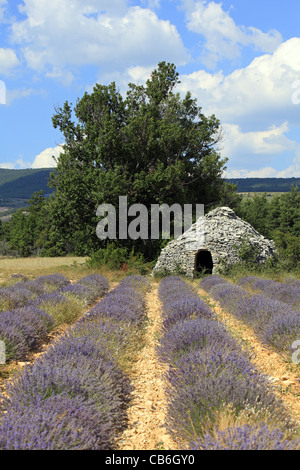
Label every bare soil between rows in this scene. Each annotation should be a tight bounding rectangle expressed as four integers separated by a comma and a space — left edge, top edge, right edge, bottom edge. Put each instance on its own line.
116, 282, 178, 450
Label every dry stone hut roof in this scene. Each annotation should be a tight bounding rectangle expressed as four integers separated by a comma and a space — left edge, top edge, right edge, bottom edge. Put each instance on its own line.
152, 206, 276, 277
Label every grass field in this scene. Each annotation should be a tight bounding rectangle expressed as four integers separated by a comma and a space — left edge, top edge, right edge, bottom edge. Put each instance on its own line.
239, 191, 287, 201
0, 256, 129, 285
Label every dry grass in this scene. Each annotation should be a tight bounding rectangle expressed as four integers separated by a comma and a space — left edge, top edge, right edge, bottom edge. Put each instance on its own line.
0, 256, 131, 285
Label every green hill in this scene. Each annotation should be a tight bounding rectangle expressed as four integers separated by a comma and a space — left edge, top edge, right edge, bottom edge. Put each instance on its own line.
226, 177, 300, 193
0, 168, 56, 199
0, 169, 298, 203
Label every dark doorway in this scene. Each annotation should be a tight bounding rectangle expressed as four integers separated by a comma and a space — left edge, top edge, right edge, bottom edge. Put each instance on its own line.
195, 250, 213, 275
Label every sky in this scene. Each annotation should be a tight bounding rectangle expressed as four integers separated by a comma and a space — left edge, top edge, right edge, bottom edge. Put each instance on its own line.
0, 0, 300, 177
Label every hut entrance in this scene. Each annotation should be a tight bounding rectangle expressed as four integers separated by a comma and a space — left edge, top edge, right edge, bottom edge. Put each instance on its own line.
195, 250, 213, 275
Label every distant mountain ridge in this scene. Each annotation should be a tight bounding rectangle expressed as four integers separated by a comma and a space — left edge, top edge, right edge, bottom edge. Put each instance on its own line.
0, 169, 299, 200
227, 177, 300, 193
0, 168, 56, 199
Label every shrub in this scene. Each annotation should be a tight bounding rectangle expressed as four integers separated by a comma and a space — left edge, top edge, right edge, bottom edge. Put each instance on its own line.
32, 292, 84, 326
0, 306, 54, 361
191, 423, 300, 450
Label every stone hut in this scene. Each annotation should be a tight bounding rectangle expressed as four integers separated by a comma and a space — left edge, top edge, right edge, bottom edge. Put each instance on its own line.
152, 206, 276, 277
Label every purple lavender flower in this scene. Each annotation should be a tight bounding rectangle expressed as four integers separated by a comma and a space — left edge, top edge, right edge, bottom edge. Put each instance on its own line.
202, 276, 300, 355
0, 393, 113, 450
35, 273, 70, 289
0, 306, 54, 360
0, 285, 36, 310
60, 284, 98, 304
162, 298, 215, 329
0, 274, 148, 449
78, 274, 109, 291
157, 276, 295, 446
191, 424, 300, 450
87, 279, 147, 325
200, 275, 228, 291
239, 276, 300, 310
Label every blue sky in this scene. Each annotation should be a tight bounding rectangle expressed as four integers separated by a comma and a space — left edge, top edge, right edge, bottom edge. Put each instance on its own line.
0, 0, 300, 177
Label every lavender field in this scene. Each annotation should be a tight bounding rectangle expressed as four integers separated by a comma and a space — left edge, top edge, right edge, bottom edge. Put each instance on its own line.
158, 276, 299, 450
0, 270, 299, 450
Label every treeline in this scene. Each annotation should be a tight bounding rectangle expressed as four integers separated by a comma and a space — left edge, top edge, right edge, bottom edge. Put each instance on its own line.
0, 185, 299, 272
235, 186, 300, 270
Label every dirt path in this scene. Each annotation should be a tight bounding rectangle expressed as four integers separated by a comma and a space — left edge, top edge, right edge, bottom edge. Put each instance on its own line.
117, 282, 178, 450
198, 287, 300, 426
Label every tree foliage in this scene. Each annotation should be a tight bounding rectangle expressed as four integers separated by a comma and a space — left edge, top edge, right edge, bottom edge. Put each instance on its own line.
48, 61, 232, 257
237, 185, 300, 270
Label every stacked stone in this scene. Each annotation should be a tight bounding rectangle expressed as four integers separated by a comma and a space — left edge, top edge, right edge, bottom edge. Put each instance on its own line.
152, 207, 276, 277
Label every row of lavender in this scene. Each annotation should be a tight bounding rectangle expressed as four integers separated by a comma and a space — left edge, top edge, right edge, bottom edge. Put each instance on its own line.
201, 275, 300, 356
238, 276, 300, 310
0, 273, 70, 311
0, 273, 109, 362
0, 275, 150, 449
158, 276, 299, 450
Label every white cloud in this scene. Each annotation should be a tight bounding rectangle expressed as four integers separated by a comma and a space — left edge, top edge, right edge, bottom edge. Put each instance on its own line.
221, 123, 300, 178
180, 0, 282, 68
226, 164, 300, 178
0, 158, 32, 169
176, 37, 300, 178
0, 0, 7, 22
127, 65, 156, 84
0, 80, 5, 104
0, 146, 62, 169
31, 145, 63, 168
5, 87, 44, 105
11, 1, 189, 81
225, 167, 280, 178
178, 38, 300, 128
0, 48, 20, 75
222, 122, 295, 158
45, 67, 75, 86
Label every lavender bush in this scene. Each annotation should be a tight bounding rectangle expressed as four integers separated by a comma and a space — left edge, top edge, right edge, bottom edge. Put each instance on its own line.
57, 273, 110, 306
162, 298, 214, 329
60, 283, 99, 305
0, 393, 112, 450
33, 273, 70, 291
191, 423, 300, 450
0, 273, 111, 363
158, 276, 214, 328
78, 273, 109, 292
0, 274, 70, 312
158, 317, 239, 363
86, 275, 149, 326
0, 306, 55, 361
0, 285, 36, 311
199, 275, 228, 292
31, 291, 84, 326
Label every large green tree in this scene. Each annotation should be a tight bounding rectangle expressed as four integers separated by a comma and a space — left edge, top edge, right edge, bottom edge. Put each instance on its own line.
49, 61, 235, 257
